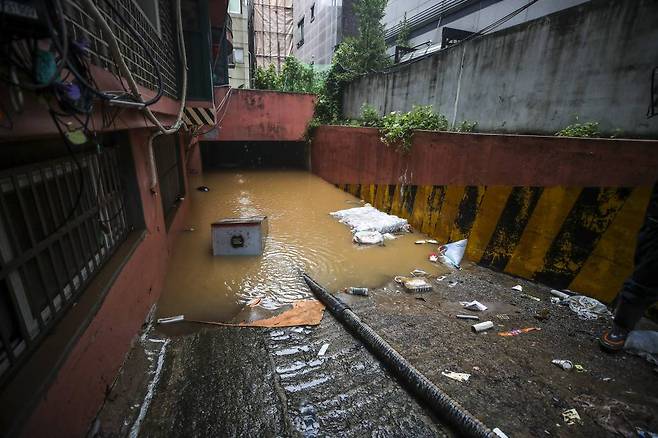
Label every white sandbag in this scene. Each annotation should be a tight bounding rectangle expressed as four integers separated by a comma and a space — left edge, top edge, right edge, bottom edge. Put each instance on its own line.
438, 239, 467, 268
330, 203, 409, 234
353, 230, 384, 245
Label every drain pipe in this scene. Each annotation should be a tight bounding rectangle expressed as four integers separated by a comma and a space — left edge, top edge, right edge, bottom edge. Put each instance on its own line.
302, 273, 495, 438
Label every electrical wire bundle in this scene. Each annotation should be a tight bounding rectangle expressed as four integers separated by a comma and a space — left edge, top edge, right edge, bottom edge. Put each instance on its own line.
0, 0, 188, 238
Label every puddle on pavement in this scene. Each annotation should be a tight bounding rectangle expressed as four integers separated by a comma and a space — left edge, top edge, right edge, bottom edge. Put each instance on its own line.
156, 170, 449, 325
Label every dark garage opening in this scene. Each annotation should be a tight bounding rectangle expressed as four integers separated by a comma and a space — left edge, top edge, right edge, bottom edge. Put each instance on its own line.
201, 141, 309, 169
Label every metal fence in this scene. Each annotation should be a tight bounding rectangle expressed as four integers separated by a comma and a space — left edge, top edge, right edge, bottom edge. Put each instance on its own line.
63, 0, 180, 98
0, 148, 129, 385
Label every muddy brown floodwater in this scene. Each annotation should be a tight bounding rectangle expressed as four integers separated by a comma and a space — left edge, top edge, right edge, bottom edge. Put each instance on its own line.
156, 170, 448, 324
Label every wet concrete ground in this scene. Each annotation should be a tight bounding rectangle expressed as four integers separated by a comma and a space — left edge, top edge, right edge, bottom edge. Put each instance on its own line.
93, 263, 658, 437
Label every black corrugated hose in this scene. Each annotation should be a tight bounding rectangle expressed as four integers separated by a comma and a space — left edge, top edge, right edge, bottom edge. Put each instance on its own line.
303, 273, 495, 438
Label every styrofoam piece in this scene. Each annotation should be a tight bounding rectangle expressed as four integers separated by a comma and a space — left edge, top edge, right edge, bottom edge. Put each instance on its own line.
330, 204, 409, 234
353, 230, 384, 245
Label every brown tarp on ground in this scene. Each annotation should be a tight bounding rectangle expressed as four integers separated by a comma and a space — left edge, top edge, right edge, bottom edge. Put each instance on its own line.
182, 299, 325, 328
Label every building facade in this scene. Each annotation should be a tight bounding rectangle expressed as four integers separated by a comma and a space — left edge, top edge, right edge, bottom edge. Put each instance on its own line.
0, 0, 229, 435
292, 0, 358, 68
228, 0, 251, 87
384, 0, 589, 58
250, 0, 294, 71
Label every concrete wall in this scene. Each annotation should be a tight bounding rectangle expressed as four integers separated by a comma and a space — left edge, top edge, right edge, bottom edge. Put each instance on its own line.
203, 88, 316, 142
310, 125, 658, 303
344, 0, 658, 137
12, 130, 192, 438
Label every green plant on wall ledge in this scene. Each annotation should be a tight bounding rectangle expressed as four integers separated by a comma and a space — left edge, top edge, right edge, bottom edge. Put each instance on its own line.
380, 105, 449, 153
555, 118, 601, 138
455, 120, 478, 132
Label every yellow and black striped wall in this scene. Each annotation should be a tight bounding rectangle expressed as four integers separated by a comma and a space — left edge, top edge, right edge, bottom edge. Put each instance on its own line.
311, 126, 658, 304
337, 183, 650, 303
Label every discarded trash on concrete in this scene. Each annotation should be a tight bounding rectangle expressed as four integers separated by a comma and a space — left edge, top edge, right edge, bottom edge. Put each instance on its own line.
624, 330, 658, 366
441, 370, 471, 382
436, 275, 446, 282
472, 321, 494, 333
562, 408, 581, 425
318, 343, 329, 356
550, 297, 561, 304
353, 230, 384, 245
565, 295, 611, 320
534, 309, 550, 321
493, 427, 509, 438
437, 239, 467, 269
574, 364, 586, 372
410, 269, 428, 277
448, 281, 458, 288
196, 185, 210, 192
520, 293, 541, 302
395, 276, 433, 293
498, 327, 541, 337
211, 216, 268, 256
344, 287, 369, 296
512, 285, 523, 291
552, 359, 574, 371
330, 203, 410, 234
456, 314, 480, 320
495, 314, 510, 320
428, 253, 439, 263
550, 289, 571, 300
460, 300, 488, 311
157, 315, 185, 324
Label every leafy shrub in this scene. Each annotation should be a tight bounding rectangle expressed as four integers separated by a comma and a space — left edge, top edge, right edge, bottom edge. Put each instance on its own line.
455, 120, 478, 132
380, 105, 448, 152
253, 64, 281, 91
555, 119, 600, 137
359, 103, 382, 127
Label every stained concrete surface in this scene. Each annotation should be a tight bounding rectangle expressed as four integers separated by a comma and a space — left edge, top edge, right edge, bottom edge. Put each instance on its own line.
93, 263, 658, 437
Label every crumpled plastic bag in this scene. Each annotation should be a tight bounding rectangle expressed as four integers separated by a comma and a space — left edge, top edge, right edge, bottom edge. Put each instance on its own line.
565, 295, 611, 320
437, 239, 467, 269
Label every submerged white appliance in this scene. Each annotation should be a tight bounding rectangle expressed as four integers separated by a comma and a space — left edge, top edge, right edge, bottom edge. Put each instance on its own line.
211, 216, 268, 256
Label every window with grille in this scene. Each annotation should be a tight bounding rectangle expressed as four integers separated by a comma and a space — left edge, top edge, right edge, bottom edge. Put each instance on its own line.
154, 135, 185, 224
0, 145, 136, 385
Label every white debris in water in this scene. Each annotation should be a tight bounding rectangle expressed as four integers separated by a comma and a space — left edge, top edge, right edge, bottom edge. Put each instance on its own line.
353, 230, 384, 245
330, 203, 409, 234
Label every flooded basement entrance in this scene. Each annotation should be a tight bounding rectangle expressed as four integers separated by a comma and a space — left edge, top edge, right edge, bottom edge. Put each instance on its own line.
156, 170, 446, 324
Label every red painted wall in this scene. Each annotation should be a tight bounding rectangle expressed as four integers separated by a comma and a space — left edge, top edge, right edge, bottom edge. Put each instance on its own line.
20, 129, 190, 438
203, 87, 316, 142
311, 126, 658, 186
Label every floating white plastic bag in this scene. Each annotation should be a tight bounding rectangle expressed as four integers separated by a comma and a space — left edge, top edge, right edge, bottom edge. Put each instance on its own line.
353, 230, 384, 245
438, 239, 467, 269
